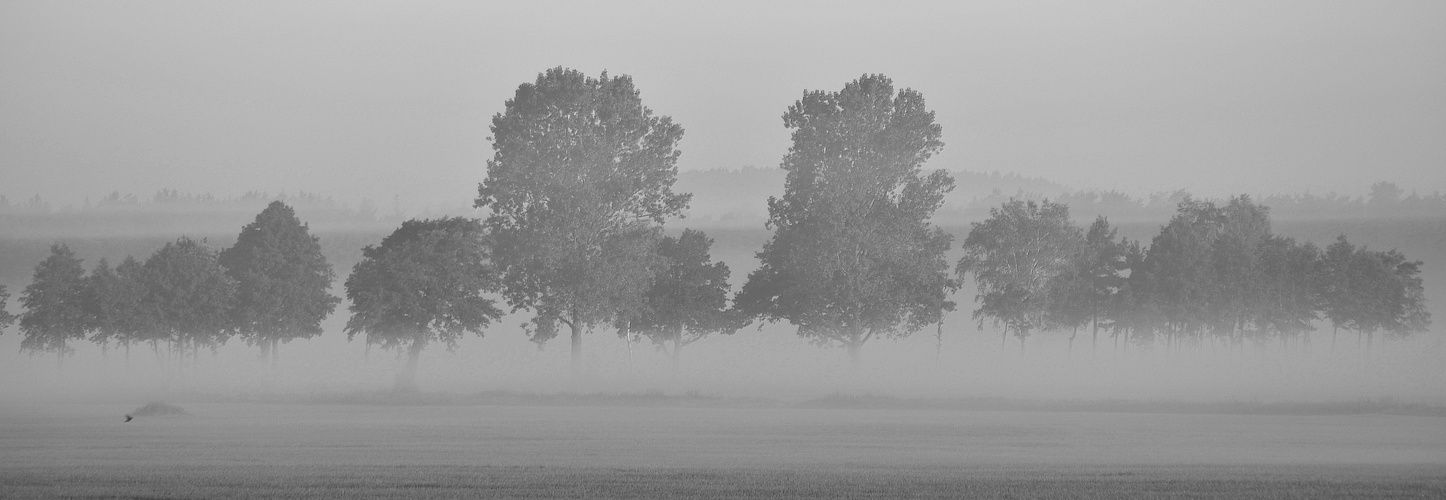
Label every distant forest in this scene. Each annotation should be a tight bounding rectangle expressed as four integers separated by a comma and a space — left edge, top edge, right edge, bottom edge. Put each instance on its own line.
5, 168, 1443, 234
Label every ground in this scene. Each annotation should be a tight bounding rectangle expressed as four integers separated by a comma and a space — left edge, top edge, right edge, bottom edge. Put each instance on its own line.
2, 402, 1443, 499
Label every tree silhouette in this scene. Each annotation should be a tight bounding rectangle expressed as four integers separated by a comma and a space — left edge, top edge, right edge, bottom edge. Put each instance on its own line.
736, 74, 955, 366
344, 217, 501, 392
19, 243, 89, 363
957, 199, 1080, 351
476, 67, 687, 377
142, 238, 237, 367
220, 201, 340, 367
620, 229, 745, 375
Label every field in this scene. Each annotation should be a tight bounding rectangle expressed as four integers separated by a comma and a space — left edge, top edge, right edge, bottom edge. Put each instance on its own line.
3, 402, 1443, 499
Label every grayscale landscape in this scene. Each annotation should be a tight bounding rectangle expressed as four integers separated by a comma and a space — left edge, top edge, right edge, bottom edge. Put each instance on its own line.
2, 1, 1443, 498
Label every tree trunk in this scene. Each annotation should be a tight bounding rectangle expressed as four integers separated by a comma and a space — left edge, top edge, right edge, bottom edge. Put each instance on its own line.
569, 319, 583, 380
1091, 317, 1099, 354
847, 341, 862, 369
672, 337, 682, 379
271, 338, 280, 369
396, 336, 426, 392
259, 338, 271, 363
1068, 325, 1078, 353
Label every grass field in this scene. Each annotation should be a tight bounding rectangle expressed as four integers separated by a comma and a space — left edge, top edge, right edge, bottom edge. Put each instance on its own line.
3, 401, 1443, 498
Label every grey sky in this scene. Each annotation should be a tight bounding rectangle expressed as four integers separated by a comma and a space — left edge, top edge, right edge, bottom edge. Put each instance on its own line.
2, 0, 1442, 211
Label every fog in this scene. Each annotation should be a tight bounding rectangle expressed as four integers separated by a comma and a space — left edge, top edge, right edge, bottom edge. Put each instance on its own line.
1, 304, 1442, 407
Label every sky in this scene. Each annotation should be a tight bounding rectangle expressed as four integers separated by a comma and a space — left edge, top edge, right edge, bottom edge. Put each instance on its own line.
2, 0, 1443, 212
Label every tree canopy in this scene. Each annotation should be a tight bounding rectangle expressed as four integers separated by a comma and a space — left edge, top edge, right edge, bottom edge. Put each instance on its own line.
219, 200, 339, 365
19, 243, 89, 359
736, 74, 956, 365
475, 67, 687, 374
957, 199, 1081, 350
620, 229, 745, 373
142, 238, 237, 358
344, 217, 501, 391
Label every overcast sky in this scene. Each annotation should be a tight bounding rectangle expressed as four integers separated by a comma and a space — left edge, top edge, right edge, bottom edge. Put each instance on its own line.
2, 0, 1442, 211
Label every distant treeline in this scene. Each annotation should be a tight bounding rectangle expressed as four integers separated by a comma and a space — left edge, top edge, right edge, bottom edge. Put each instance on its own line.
5, 174, 1441, 236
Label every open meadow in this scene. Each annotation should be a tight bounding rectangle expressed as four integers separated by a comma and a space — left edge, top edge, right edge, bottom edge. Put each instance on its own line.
2, 401, 1443, 499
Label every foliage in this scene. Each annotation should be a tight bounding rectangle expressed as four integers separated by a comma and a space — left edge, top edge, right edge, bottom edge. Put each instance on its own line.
219, 201, 340, 362
141, 238, 238, 352
736, 74, 956, 363
344, 217, 500, 352
475, 67, 687, 368
620, 229, 745, 367
19, 243, 89, 356
957, 199, 1080, 348
344, 217, 501, 391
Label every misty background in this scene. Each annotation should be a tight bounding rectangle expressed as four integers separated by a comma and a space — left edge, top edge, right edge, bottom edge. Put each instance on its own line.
1, 1, 1443, 405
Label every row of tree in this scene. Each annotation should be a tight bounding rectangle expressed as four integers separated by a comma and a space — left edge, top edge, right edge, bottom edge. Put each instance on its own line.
2, 69, 1432, 390
958, 196, 1431, 352
5, 202, 338, 368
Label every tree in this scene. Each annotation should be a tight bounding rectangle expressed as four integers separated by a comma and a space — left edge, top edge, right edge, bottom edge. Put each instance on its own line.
142, 238, 237, 366
957, 199, 1080, 351
1046, 216, 1125, 352
344, 217, 501, 392
1320, 235, 1358, 351
83, 256, 151, 362
476, 67, 687, 376
1254, 236, 1321, 348
219, 201, 340, 367
1206, 196, 1271, 346
19, 243, 89, 363
619, 229, 745, 374
1134, 197, 1222, 349
737, 74, 956, 366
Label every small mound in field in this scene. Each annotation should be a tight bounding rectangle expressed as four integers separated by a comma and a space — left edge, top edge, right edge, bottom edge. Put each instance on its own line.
131, 402, 188, 417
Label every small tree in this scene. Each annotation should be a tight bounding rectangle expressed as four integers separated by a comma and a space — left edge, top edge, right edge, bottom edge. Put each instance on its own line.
957, 200, 1080, 351
736, 74, 956, 367
476, 67, 688, 376
220, 201, 340, 367
619, 229, 745, 375
344, 217, 501, 392
19, 243, 89, 363
142, 238, 237, 366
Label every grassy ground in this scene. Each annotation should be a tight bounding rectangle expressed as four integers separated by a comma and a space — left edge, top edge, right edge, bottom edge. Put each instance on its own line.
2, 402, 1443, 499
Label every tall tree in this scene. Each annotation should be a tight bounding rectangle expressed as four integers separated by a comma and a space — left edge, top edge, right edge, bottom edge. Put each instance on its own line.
1206, 195, 1271, 345
736, 74, 956, 366
220, 201, 340, 367
1135, 197, 1222, 349
957, 199, 1080, 351
476, 67, 687, 375
142, 238, 237, 366
619, 229, 745, 374
344, 217, 501, 392
19, 243, 89, 363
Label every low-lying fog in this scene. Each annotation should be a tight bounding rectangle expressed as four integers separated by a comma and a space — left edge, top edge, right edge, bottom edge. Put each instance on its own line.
2, 306, 1441, 406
